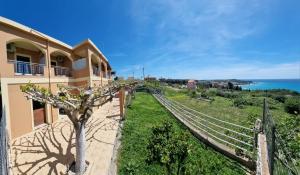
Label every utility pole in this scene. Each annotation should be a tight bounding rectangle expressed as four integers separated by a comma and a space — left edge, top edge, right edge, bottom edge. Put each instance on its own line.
142, 67, 145, 80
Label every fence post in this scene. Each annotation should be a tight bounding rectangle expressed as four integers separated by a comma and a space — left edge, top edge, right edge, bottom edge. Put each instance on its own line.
270, 126, 275, 175
254, 119, 261, 147
119, 87, 125, 119
262, 98, 267, 133
0, 106, 9, 175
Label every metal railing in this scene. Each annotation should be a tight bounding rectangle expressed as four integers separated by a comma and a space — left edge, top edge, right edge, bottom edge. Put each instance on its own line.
152, 90, 256, 159
92, 67, 100, 76
102, 71, 107, 78
10, 61, 44, 75
53, 66, 71, 77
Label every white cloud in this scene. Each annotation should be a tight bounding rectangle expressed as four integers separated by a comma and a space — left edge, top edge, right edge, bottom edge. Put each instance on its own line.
130, 0, 271, 51
119, 0, 299, 79
159, 61, 300, 79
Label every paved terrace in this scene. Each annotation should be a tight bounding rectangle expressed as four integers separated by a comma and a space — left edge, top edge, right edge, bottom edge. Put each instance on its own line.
10, 98, 121, 175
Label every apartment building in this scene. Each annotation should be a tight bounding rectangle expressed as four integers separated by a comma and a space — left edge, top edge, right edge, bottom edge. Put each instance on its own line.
0, 17, 113, 140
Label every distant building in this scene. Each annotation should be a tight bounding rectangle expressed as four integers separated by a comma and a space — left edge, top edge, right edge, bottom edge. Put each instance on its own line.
127, 76, 134, 80
118, 77, 125, 80
187, 80, 197, 90
144, 76, 157, 81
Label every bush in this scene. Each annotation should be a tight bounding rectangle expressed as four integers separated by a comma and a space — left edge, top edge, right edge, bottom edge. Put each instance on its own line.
146, 121, 190, 175
189, 90, 197, 98
284, 97, 300, 114
216, 90, 239, 99
124, 161, 139, 175
207, 88, 217, 96
274, 95, 286, 103
233, 97, 248, 108
201, 91, 209, 98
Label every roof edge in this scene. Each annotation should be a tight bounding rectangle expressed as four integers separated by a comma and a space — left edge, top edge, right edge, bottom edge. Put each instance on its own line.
73, 39, 108, 62
0, 16, 73, 50
0, 16, 109, 62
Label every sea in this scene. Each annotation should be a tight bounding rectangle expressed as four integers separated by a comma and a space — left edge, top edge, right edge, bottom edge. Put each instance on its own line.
241, 79, 300, 92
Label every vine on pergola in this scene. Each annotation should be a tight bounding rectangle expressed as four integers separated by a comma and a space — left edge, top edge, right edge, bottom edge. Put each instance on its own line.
20, 81, 137, 174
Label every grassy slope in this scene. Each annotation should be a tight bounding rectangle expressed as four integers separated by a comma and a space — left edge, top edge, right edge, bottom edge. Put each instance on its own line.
118, 92, 246, 175
163, 87, 295, 128
163, 86, 300, 171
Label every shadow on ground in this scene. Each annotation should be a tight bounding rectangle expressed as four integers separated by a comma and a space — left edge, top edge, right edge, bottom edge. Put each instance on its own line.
11, 111, 120, 175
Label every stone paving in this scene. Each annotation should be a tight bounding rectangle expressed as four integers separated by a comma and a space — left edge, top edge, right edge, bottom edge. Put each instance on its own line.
10, 98, 121, 175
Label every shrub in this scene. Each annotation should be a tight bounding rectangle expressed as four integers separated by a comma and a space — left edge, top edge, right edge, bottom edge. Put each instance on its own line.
207, 88, 217, 96
189, 90, 197, 98
201, 91, 209, 98
123, 161, 139, 175
233, 97, 248, 108
216, 90, 239, 99
284, 97, 300, 114
274, 95, 286, 103
146, 121, 190, 175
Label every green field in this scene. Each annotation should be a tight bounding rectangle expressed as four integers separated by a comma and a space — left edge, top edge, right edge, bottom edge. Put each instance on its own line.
163, 87, 297, 127
160, 86, 300, 172
118, 92, 247, 175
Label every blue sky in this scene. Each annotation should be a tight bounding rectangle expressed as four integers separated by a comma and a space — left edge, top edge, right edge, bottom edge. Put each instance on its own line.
1, 0, 299, 79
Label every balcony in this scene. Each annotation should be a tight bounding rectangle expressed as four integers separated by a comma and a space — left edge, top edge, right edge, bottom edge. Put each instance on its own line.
101, 71, 106, 78
10, 61, 45, 75
53, 66, 71, 77
93, 67, 100, 76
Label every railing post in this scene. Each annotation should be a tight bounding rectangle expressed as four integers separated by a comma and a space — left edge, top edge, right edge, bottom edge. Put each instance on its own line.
119, 86, 125, 120
270, 126, 275, 175
262, 98, 267, 133
254, 119, 261, 148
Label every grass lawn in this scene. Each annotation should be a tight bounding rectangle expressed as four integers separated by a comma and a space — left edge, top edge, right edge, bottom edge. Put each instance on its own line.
118, 92, 247, 175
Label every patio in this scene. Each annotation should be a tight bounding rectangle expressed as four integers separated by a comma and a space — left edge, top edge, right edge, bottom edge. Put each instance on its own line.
10, 97, 121, 175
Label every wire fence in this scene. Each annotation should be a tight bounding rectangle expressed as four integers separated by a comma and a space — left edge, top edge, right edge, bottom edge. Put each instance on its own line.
262, 99, 299, 175
0, 104, 9, 175
152, 89, 256, 159
139, 85, 300, 174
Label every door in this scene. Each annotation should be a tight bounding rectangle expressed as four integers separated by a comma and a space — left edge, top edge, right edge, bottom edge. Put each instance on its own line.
16, 55, 31, 74
51, 61, 57, 67
51, 61, 59, 75
32, 100, 46, 127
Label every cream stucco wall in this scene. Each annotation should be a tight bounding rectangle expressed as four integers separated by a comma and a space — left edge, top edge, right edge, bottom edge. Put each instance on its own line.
0, 17, 113, 140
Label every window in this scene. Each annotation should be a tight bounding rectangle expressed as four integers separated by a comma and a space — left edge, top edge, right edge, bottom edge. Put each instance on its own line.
16, 55, 30, 63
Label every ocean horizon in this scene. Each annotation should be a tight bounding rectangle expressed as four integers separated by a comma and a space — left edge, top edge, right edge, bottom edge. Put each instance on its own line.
241, 79, 300, 92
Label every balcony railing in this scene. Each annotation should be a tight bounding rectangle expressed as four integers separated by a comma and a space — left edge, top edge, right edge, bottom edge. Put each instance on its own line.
53, 66, 71, 77
101, 71, 106, 78
93, 68, 100, 76
10, 61, 44, 75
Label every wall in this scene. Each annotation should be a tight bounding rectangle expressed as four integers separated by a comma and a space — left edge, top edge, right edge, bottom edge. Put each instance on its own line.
8, 83, 49, 139
0, 21, 113, 140
0, 24, 48, 78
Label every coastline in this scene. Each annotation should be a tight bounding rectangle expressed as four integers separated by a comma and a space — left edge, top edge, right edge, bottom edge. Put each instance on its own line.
241, 79, 300, 92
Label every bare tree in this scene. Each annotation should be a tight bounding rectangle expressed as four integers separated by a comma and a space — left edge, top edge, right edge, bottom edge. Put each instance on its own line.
20, 81, 135, 174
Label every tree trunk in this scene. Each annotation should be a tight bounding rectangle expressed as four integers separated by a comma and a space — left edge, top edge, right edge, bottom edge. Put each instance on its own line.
75, 122, 86, 174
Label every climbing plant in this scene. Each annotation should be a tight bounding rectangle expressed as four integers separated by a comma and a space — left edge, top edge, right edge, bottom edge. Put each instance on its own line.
20, 81, 136, 174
